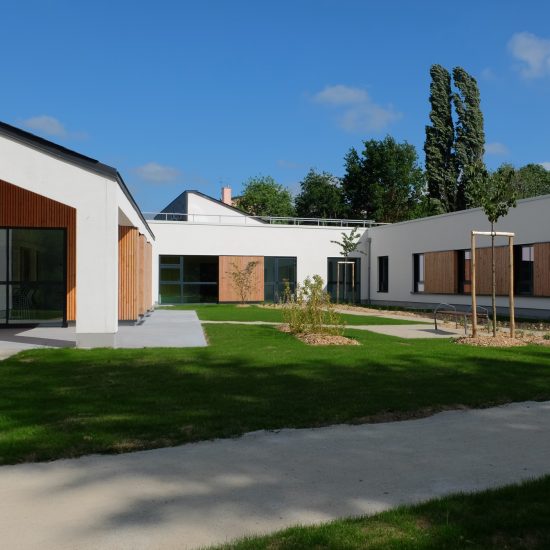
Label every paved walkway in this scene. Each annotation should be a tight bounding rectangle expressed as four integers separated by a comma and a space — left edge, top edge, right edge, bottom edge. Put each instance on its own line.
0, 310, 206, 359
200, 319, 464, 338
1, 401, 549, 550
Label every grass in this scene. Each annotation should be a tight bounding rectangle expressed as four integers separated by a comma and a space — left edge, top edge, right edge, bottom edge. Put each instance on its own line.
211, 476, 550, 549
1, 323, 550, 464
158, 304, 425, 325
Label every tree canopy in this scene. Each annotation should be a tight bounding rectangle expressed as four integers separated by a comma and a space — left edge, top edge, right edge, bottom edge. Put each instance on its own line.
294, 169, 346, 219
238, 176, 295, 217
342, 136, 426, 223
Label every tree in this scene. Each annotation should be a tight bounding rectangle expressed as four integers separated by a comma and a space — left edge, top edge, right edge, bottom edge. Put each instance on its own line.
453, 67, 486, 210
238, 176, 295, 217
467, 163, 517, 337
228, 261, 259, 304
424, 64, 456, 213
330, 227, 362, 257
514, 163, 550, 199
342, 136, 425, 223
294, 169, 346, 218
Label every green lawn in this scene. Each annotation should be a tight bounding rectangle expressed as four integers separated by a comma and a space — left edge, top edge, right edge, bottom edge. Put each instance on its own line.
1, 323, 549, 464
212, 476, 550, 549
159, 303, 424, 325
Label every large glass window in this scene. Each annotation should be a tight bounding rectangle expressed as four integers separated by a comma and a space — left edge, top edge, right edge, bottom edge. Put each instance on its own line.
159, 255, 219, 304
0, 228, 66, 325
327, 257, 361, 303
378, 256, 388, 293
413, 253, 424, 292
515, 245, 534, 295
264, 257, 297, 302
458, 250, 472, 294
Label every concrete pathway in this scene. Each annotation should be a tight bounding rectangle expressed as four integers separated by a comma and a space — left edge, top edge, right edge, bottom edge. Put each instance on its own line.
0, 310, 206, 359
1, 401, 549, 550
200, 320, 463, 338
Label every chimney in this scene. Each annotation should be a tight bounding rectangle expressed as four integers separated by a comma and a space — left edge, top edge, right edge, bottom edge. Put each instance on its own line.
221, 186, 232, 205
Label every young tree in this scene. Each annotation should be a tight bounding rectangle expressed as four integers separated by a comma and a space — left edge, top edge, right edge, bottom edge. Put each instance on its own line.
330, 227, 363, 303
467, 163, 517, 336
295, 169, 346, 218
453, 67, 486, 210
238, 176, 295, 217
342, 136, 425, 222
228, 261, 259, 304
424, 64, 456, 212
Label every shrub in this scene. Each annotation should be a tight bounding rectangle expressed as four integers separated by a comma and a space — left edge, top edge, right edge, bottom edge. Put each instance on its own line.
228, 261, 259, 304
283, 275, 344, 336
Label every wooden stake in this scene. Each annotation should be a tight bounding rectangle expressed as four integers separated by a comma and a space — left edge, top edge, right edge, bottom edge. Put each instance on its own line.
509, 236, 515, 339
471, 232, 477, 338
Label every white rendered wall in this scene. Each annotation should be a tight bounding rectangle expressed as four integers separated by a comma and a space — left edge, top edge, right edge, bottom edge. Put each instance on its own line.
369, 195, 550, 313
0, 135, 119, 345
150, 221, 368, 303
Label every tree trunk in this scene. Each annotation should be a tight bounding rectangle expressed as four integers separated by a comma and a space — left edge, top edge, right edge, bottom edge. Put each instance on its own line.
491, 222, 497, 337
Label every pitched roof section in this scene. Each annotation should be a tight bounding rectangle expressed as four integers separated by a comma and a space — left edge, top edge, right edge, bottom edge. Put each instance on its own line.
0, 121, 154, 240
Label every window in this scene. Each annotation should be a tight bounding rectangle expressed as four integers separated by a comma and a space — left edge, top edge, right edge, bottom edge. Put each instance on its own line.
458, 250, 472, 294
159, 255, 219, 304
413, 253, 424, 292
327, 257, 361, 303
378, 256, 388, 293
264, 257, 297, 302
515, 245, 534, 295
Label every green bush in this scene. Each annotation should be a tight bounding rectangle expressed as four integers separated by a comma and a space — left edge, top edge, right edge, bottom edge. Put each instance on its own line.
283, 275, 344, 336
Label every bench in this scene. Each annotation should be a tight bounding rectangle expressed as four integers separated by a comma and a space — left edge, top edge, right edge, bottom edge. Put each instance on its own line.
434, 303, 490, 335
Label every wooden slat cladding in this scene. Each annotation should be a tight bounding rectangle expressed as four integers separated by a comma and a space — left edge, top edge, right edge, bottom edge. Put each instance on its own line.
118, 226, 139, 320
424, 251, 457, 294
534, 243, 550, 297
474, 246, 509, 296
0, 179, 76, 321
219, 256, 264, 302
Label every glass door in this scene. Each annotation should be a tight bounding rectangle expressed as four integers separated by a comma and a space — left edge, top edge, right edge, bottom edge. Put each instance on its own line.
1, 228, 66, 326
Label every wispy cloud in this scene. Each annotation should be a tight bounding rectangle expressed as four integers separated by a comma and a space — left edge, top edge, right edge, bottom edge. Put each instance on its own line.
134, 162, 181, 183
508, 32, 550, 78
312, 84, 401, 133
485, 142, 509, 156
21, 115, 87, 139
480, 67, 496, 81
540, 162, 550, 170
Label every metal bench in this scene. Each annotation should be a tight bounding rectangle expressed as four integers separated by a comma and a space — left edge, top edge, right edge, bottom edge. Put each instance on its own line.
434, 303, 490, 335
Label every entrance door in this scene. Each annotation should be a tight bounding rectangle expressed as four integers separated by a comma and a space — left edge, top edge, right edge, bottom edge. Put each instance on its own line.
0, 228, 66, 326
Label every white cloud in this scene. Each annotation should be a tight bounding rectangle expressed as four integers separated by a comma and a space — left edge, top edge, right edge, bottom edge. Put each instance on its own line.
480, 67, 496, 81
22, 115, 68, 137
485, 142, 509, 155
134, 162, 181, 183
508, 32, 550, 78
312, 84, 401, 133
540, 162, 550, 170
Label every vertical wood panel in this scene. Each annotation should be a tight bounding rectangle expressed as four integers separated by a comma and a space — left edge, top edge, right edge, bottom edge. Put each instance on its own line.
118, 226, 139, 321
0, 179, 76, 321
424, 251, 457, 294
475, 246, 509, 296
219, 256, 264, 302
534, 243, 550, 297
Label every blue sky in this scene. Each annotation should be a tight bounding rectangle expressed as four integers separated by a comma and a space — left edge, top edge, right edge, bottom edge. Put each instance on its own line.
2, 0, 550, 212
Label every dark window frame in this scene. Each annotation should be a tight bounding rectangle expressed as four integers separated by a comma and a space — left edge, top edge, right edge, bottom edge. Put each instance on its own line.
327, 256, 361, 303
264, 256, 297, 303
514, 244, 534, 296
378, 256, 388, 293
413, 253, 424, 293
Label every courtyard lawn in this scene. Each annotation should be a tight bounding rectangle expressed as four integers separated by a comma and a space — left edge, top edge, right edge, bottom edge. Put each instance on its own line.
1, 323, 550, 464
213, 476, 550, 549
159, 303, 424, 325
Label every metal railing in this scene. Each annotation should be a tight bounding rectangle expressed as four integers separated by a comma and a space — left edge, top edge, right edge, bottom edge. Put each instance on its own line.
144, 212, 387, 227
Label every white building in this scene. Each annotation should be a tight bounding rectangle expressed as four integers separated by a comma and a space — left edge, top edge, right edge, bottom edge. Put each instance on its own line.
1, 121, 549, 347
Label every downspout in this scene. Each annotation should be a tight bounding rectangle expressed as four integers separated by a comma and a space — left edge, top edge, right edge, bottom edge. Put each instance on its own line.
366, 236, 372, 305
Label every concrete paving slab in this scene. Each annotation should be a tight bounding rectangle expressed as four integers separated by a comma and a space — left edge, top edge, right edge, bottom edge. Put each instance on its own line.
359, 323, 464, 339
0, 310, 207, 359
1, 400, 549, 550
115, 310, 207, 348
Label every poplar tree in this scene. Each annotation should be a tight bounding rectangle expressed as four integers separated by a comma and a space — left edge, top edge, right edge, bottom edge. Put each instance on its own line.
453, 67, 486, 210
424, 64, 456, 212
